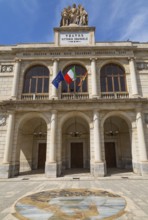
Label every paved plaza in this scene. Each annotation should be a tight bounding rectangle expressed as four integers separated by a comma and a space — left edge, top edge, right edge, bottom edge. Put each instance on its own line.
0, 172, 148, 220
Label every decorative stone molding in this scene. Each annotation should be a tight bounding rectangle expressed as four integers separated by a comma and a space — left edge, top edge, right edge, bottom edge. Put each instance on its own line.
144, 113, 148, 124
0, 114, 7, 126
137, 62, 148, 70
1, 65, 13, 73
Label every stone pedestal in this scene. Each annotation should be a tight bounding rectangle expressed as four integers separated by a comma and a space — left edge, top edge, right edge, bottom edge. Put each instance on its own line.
45, 163, 57, 178
0, 164, 10, 178
54, 26, 95, 46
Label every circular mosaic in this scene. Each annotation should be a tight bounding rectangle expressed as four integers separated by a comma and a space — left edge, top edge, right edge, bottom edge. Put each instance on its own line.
14, 189, 126, 220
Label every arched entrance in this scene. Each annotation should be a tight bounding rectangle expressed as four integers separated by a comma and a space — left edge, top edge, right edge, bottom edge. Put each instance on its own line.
104, 116, 132, 174
62, 116, 90, 174
17, 117, 47, 175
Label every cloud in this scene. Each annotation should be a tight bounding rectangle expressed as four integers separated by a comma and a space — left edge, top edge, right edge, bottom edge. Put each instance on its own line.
120, 8, 148, 41
8, 0, 39, 16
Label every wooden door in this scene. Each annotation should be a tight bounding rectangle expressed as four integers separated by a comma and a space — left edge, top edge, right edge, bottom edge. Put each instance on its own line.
38, 143, 46, 169
105, 142, 116, 168
71, 143, 83, 168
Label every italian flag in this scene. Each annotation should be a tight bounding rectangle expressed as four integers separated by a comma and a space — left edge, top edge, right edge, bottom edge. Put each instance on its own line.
64, 67, 76, 84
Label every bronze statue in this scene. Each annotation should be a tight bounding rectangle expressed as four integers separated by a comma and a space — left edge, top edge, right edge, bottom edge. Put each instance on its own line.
60, 4, 88, 27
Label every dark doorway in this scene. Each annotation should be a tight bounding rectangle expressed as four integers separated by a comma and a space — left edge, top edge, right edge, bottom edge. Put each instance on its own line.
105, 142, 117, 168
38, 143, 46, 169
71, 143, 83, 168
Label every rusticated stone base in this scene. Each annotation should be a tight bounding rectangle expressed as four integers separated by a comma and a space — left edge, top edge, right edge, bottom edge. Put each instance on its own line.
45, 162, 57, 178
91, 162, 106, 177
133, 162, 141, 174
0, 163, 20, 178
140, 161, 148, 176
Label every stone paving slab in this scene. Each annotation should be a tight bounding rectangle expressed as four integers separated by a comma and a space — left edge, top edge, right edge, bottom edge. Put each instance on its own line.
0, 178, 148, 219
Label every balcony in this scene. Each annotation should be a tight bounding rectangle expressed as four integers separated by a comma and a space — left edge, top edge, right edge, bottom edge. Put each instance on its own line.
101, 92, 129, 99
21, 93, 49, 100
21, 92, 129, 101
61, 93, 89, 100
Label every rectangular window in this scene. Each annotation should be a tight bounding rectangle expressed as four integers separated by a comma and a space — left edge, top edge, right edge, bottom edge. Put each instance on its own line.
101, 78, 106, 92
31, 78, 36, 93
120, 77, 126, 91
23, 79, 30, 93
107, 77, 113, 92
69, 82, 74, 93
37, 78, 42, 93
114, 77, 119, 91
44, 78, 49, 93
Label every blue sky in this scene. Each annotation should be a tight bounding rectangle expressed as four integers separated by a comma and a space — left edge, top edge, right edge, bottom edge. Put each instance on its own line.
0, 0, 148, 45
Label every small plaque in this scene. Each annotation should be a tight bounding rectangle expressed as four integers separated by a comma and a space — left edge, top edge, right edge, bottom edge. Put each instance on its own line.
1, 65, 13, 72
60, 32, 90, 45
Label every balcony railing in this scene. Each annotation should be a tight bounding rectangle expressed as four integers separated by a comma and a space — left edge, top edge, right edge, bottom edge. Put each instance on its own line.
61, 93, 89, 100
101, 92, 129, 99
21, 92, 129, 101
21, 93, 49, 100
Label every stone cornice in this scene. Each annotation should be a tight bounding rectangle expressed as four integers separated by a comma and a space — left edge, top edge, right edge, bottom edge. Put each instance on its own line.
54, 26, 96, 32
0, 98, 147, 112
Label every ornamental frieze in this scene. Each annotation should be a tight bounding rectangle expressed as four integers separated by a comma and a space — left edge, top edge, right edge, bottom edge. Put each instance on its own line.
137, 62, 148, 70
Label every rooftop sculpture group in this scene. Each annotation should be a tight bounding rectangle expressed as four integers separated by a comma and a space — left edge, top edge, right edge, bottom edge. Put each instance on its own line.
60, 4, 88, 27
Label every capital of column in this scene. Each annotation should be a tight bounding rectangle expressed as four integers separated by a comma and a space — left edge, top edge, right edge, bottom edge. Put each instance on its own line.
90, 58, 97, 62
52, 58, 59, 63
128, 57, 136, 61
51, 110, 57, 115
14, 58, 22, 63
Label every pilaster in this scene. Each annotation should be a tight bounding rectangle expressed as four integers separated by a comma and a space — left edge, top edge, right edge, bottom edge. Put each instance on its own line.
51, 60, 58, 99
91, 58, 98, 98
11, 59, 21, 99
92, 110, 105, 177
45, 110, 57, 178
129, 58, 139, 97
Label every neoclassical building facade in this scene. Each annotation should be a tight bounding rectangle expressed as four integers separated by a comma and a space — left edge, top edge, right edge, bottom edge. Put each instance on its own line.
0, 25, 148, 178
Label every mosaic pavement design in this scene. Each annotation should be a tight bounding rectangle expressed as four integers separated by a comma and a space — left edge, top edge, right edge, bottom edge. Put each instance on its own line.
14, 188, 126, 220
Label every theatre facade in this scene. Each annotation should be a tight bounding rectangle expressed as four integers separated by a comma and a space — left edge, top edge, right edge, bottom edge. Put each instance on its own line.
0, 5, 148, 178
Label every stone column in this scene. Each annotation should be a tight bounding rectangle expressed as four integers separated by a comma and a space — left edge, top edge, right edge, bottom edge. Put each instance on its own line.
11, 60, 21, 99
91, 59, 98, 98
45, 111, 57, 177
94, 111, 102, 162
93, 111, 105, 177
129, 58, 139, 96
51, 60, 58, 99
3, 112, 15, 164
49, 111, 57, 162
136, 111, 148, 175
